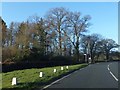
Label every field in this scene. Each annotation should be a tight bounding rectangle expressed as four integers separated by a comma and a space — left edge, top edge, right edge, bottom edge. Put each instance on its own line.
2, 64, 88, 90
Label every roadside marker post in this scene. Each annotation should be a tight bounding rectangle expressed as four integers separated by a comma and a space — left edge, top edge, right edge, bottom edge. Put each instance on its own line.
12, 77, 17, 85
88, 57, 91, 64
39, 72, 43, 77
61, 67, 63, 71
53, 69, 57, 73
66, 66, 69, 69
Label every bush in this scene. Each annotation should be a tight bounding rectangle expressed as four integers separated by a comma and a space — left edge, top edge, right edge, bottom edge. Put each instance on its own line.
50, 56, 71, 62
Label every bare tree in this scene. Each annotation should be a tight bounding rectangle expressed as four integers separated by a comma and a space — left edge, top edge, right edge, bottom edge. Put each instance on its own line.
45, 7, 69, 55
1, 17, 7, 47
100, 39, 119, 60
81, 34, 104, 63
8, 22, 14, 46
64, 11, 91, 61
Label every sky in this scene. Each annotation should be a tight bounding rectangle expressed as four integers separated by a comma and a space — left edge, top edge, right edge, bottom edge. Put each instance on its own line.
1, 2, 118, 44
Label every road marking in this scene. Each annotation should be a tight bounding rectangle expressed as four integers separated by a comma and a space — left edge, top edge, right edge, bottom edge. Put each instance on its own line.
42, 67, 87, 90
107, 63, 118, 82
73, 70, 78, 73
107, 65, 110, 71
110, 71, 118, 81
80, 68, 84, 70
42, 73, 71, 89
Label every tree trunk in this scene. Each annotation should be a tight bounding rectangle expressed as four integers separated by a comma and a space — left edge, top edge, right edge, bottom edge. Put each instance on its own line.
58, 25, 62, 55
76, 49, 79, 61
106, 51, 109, 60
75, 41, 79, 61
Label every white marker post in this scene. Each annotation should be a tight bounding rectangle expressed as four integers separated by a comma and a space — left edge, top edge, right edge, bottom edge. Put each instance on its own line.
61, 67, 64, 70
66, 66, 69, 69
89, 57, 91, 64
12, 77, 17, 85
53, 69, 57, 73
39, 72, 43, 77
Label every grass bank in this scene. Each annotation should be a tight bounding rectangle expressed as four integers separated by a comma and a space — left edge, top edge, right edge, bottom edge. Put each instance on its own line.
2, 63, 88, 90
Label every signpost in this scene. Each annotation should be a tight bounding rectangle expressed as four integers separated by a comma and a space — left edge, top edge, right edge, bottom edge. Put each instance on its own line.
84, 54, 87, 63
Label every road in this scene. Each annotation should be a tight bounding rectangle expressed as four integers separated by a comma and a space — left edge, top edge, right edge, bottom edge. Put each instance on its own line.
43, 61, 119, 89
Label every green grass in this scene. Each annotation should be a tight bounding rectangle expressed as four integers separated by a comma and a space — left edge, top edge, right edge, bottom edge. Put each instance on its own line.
2, 64, 88, 90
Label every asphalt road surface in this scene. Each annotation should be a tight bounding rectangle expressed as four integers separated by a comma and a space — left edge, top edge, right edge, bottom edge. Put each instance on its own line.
43, 61, 118, 89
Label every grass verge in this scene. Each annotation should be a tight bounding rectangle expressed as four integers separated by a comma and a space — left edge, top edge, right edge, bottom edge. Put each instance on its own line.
2, 63, 88, 90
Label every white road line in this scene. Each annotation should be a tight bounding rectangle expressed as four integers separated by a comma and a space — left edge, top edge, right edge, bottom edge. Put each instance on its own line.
73, 70, 78, 73
42, 74, 71, 89
110, 71, 118, 81
80, 68, 84, 70
107, 63, 118, 82
107, 65, 110, 71
42, 67, 86, 90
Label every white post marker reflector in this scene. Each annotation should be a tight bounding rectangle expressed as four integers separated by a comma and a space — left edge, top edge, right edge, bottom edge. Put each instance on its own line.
39, 72, 43, 77
54, 69, 57, 73
66, 66, 69, 69
61, 67, 64, 70
12, 77, 17, 85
